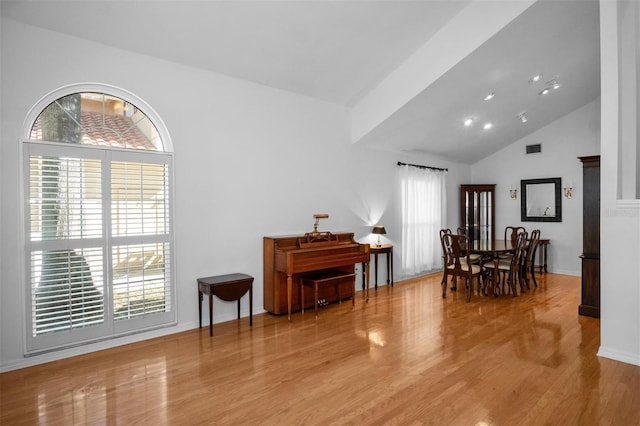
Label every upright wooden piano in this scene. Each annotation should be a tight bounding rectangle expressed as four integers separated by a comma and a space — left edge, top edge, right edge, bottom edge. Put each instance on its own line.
263, 232, 370, 318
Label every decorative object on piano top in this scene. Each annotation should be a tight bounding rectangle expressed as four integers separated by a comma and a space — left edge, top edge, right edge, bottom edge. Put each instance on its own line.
299, 214, 337, 248
298, 232, 338, 248
372, 225, 386, 247
310, 213, 329, 237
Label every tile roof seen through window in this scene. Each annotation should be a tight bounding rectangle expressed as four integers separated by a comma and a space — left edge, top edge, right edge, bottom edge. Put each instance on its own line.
31, 111, 159, 151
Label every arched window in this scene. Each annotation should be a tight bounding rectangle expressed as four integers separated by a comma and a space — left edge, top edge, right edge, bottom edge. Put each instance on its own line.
23, 85, 175, 353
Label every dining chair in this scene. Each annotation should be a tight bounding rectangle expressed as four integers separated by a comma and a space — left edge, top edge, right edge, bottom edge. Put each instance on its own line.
523, 229, 541, 288
500, 226, 526, 261
441, 233, 482, 302
439, 229, 453, 287
487, 231, 527, 296
504, 226, 526, 246
455, 226, 484, 266
440, 228, 479, 290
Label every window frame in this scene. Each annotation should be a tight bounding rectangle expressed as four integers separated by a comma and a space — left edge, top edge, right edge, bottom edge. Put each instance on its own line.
21, 84, 176, 355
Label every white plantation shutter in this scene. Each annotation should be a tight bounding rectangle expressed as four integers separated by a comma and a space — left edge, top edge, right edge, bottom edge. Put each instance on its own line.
24, 142, 175, 353
30, 248, 105, 334
111, 160, 170, 237
23, 88, 174, 354
109, 153, 173, 332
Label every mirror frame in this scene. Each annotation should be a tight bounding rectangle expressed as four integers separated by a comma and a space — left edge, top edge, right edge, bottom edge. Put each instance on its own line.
520, 177, 562, 222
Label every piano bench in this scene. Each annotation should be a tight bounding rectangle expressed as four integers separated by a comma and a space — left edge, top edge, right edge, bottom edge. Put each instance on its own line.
299, 269, 356, 319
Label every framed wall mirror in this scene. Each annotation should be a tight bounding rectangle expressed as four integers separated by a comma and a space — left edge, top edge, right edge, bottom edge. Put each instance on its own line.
520, 177, 562, 222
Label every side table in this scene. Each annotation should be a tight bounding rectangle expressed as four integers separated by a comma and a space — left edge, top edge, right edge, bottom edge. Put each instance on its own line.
371, 244, 393, 290
536, 239, 550, 273
197, 273, 253, 336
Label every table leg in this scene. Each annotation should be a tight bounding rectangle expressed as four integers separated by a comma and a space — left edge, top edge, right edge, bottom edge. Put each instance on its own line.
249, 284, 253, 326
390, 251, 394, 287
374, 252, 379, 290
351, 275, 355, 309
386, 252, 391, 286
538, 246, 543, 274
198, 290, 203, 329
361, 262, 366, 291
543, 244, 548, 273
208, 293, 213, 337
237, 299, 241, 320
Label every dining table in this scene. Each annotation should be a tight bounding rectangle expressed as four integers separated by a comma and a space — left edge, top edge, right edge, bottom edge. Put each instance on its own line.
469, 239, 516, 254
469, 239, 517, 296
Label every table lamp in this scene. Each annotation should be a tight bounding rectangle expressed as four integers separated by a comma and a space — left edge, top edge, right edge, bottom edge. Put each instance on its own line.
372, 225, 386, 247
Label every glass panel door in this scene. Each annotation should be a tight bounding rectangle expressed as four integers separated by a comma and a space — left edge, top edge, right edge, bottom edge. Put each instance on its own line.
460, 184, 496, 245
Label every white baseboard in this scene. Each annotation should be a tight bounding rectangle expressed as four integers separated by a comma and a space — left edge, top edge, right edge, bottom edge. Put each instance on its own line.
1, 306, 269, 373
0, 322, 196, 373
598, 346, 640, 366
550, 269, 580, 276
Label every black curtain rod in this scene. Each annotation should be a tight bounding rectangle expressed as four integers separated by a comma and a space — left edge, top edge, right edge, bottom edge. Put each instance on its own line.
397, 161, 448, 172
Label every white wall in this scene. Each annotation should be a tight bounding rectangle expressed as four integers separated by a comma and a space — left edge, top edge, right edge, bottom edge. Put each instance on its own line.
617, 0, 639, 198
472, 100, 601, 275
598, 0, 640, 366
0, 19, 470, 371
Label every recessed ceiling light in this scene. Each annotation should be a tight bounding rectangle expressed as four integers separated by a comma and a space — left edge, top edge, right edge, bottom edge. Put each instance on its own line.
529, 74, 543, 84
483, 122, 493, 130
539, 79, 560, 95
464, 118, 474, 127
484, 92, 495, 101
518, 113, 528, 123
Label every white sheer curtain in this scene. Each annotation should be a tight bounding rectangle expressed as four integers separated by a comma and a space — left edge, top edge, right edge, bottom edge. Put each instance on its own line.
399, 164, 447, 276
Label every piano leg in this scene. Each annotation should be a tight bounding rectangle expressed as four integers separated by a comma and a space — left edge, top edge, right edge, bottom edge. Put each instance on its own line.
287, 273, 293, 321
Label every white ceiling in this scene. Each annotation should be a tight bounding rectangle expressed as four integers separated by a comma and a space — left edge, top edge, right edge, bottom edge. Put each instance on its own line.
1, 0, 601, 163
359, 0, 601, 163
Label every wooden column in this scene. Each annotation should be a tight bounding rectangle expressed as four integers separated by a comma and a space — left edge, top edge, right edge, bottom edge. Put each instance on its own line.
578, 155, 600, 318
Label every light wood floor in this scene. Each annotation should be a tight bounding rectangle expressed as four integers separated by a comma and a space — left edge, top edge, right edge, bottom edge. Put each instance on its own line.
2, 273, 639, 425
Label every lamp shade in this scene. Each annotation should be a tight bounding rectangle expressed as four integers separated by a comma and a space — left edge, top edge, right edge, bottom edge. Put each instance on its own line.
372, 225, 386, 235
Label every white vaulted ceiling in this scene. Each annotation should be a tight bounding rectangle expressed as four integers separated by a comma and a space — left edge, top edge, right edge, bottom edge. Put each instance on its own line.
0, 0, 601, 163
